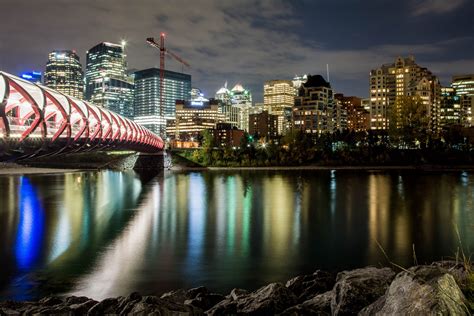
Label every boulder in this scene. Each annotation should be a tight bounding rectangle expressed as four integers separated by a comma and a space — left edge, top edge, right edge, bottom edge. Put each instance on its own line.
127, 295, 200, 315
359, 265, 469, 315
237, 282, 297, 315
331, 267, 395, 315
286, 270, 336, 302
281, 290, 332, 315
161, 286, 209, 304
205, 298, 236, 315
185, 293, 225, 311
432, 260, 473, 291
88, 297, 120, 315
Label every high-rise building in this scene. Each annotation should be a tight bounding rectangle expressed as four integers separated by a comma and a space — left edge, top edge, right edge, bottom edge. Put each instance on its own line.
452, 74, 474, 127
133, 68, 191, 135
293, 75, 335, 134
264, 80, 294, 135
215, 83, 239, 128
44, 50, 84, 99
230, 83, 253, 132
369, 56, 441, 132
166, 99, 224, 140
292, 74, 308, 90
440, 87, 462, 128
20, 71, 42, 84
249, 110, 279, 139
334, 94, 370, 132
85, 42, 134, 118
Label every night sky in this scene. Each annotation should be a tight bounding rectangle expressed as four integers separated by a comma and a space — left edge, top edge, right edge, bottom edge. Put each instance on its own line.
1, 0, 473, 102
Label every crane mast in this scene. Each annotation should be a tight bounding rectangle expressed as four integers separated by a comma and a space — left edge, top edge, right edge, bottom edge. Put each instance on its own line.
146, 33, 190, 136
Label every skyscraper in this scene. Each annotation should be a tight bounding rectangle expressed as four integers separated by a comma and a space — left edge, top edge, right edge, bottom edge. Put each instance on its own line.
215, 83, 239, 128
230, 83, 252, 132
85, 42, 134, 118
440, 87, 461, 128
451, 74, 474, 127
293, 75, 335, 134
44, 50, 84, 99
263, 80, 295, 135
133, 68, 191, 135
369, 56, 441, 132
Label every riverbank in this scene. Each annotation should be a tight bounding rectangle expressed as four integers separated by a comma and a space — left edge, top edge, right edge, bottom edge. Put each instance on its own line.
0, 163, 80, 175
1, 262, 472, 315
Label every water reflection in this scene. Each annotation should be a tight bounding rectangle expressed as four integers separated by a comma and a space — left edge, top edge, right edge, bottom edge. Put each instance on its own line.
0, 170, 473, 300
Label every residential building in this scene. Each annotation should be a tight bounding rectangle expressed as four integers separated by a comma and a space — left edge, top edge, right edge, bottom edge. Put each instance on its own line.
166, 99, 224, 140
85, 42, 134, 118
334, 94, 370, 132
248, 110, 279, 139
452, 74, 474, 127
133, 68, 191, 135
369, 56, 441, 132
263, 80, 294, 135
44, 50, 84, 99
293, 75, 335, 134
209, 123, 245, 148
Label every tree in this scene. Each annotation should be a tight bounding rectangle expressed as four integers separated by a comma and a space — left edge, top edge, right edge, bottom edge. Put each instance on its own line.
389, 96, 429, 148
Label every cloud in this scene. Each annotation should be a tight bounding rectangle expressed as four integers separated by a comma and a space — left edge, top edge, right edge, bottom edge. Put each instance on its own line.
0, 0, 472, 100
412, 0, 467, 16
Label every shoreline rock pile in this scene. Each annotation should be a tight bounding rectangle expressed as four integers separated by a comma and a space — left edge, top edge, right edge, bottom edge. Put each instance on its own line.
0, 261, 472, 315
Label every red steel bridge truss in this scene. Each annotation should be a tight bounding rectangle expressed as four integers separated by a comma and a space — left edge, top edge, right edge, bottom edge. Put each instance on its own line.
0, 71, 163, 161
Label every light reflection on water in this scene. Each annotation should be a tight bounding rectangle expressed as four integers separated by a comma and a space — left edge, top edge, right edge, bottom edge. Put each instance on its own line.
0, 170, 473, 300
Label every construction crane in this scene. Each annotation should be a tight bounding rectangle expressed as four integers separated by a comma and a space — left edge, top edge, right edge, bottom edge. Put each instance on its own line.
146, 33, 190, 136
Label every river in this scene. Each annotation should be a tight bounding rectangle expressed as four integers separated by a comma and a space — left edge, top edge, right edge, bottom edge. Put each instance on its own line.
0, 169, 473, 300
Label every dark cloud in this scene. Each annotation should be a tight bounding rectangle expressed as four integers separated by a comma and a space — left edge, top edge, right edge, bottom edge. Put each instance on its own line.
0, 0, 473, 101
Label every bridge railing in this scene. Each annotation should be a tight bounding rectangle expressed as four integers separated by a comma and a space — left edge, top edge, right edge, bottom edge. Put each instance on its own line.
0, 71, 163, 160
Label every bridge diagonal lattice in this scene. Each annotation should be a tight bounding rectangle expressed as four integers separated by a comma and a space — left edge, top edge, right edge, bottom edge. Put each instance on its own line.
0, 71, 163, 160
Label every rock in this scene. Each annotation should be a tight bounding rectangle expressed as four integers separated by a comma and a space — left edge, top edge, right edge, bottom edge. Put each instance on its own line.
65, 296, 91, 305
359, 265, 469, 315
286, 270, 336, 302
185, 293, 225, 311
128, 295, 199, 315
69, 299, 98, 315
238, 282, 297, 315
161, 286, 209, 304
205, 298, 236, 315
38, 296, 64, 306
433, 260, 473, 291
116, 292, 141, 314
281, 290, 332, 315
331, 267, 395, 315
229, 288, 248, 301
88, 297, 119, 315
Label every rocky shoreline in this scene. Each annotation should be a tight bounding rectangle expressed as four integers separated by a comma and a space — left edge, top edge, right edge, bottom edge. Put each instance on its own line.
1, 262, 472, 315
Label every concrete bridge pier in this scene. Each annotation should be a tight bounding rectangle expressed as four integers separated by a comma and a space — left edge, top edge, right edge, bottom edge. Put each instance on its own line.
133, 152, 164, 171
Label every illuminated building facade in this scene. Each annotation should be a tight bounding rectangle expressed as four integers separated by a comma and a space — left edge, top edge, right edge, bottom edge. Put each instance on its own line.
452, 74, 474, 127
230, 83, 252, 132
334, 94, 370, 132
215, 83, 239, 128
133, 68, 191, 135
85, 42, 134, 118
44, 50, 84, 99
20, 71, 42, 84
293, 75, 335, 134
209, 123, 245, 148
166, 99, 225, 140
369, 56, 441, 132
264, 80, 294, 135
249, 111, 279, 139
440, 87, 462, 128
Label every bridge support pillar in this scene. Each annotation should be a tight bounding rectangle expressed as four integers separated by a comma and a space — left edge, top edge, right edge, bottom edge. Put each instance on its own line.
133, 152, 164, 171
